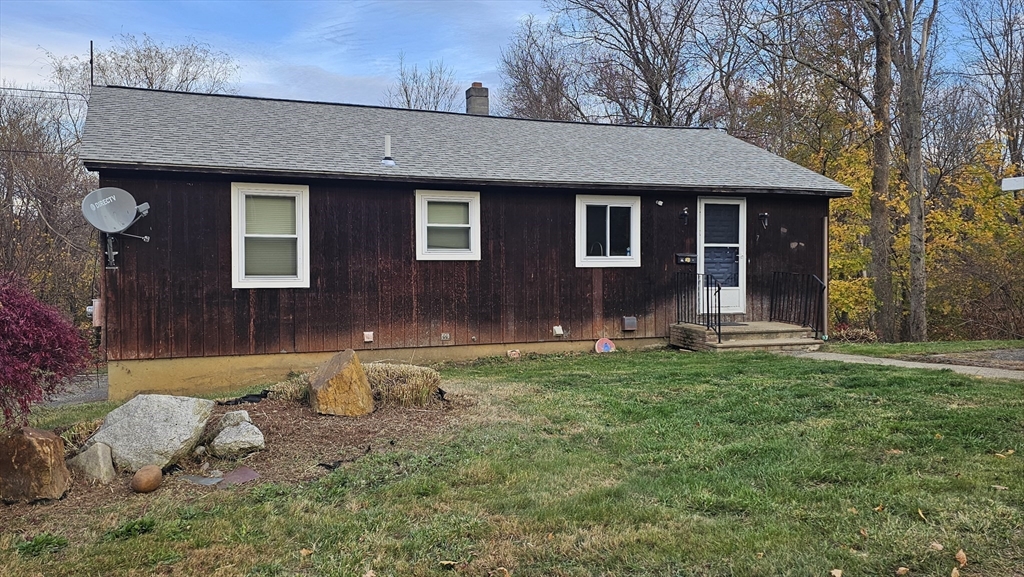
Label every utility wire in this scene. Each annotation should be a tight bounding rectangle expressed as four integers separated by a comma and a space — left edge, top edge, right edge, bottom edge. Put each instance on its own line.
1, 87, 88, 99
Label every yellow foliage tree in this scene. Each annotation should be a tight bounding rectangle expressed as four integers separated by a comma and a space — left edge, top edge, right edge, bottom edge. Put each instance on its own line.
926, 142, 1024, 339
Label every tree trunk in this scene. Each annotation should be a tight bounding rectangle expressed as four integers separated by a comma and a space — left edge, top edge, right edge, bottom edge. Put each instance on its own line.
902, 78, 928, 341
894, 0, 938, 342
868, 5, 898, 342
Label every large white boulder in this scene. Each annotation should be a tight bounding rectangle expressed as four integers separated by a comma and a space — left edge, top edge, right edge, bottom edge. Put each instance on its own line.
88, 394, 215, 472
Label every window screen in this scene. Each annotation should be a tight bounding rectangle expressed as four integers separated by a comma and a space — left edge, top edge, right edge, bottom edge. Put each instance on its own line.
244, 195, 298, 276
426, 201, 471, 250
584, 204, 632, 257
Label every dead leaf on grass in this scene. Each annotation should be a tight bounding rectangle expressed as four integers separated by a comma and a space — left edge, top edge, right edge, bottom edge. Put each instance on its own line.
830, 569, 843, 577
874, 504, 885, 512
955, 549, 967, 567
363, 571, 376, 577
887, 449, 904, 455
860, 528, 869, 538
930, 542, 944, 551
918, 509, 928, 522
300, 548, 314, 557
896, 567, 910, 575
935, 434, 943, 439
992, 485, 1008, 490
951, 567, 960, 577
848, 507, 858, 514
1006, 449, 1015, 455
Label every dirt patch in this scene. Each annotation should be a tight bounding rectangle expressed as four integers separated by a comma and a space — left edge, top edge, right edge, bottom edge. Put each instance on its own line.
1, 391, 474, 535
897, 348, 1024, 371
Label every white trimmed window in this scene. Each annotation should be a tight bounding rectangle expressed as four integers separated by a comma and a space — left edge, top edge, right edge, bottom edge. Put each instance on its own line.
575, 195, 641, 268
415, 190, 481, 261
231, 182, 310, 288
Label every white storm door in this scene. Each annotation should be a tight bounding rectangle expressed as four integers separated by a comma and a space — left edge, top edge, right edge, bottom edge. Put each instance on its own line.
697, 198, 746, 314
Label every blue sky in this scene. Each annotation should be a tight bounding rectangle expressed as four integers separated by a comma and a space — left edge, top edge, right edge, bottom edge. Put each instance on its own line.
0, 0, 549, 106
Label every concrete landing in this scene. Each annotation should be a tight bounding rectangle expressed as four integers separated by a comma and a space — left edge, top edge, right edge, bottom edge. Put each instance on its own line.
671, 321, 822, 352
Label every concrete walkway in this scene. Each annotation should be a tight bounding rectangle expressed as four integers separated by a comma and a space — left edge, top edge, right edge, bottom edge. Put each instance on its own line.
787, 351, 1024, 381
44, 372, 110, 407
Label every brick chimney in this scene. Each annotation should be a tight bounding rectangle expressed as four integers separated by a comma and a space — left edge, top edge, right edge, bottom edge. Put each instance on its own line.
466, 82, 489, 116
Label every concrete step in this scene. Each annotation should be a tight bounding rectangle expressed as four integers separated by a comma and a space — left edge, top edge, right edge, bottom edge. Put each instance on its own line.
717, 326, 816, 342
706, 337, 822, 352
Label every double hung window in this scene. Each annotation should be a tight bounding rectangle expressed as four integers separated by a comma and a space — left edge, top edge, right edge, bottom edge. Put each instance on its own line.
231, 182, 310, 288
415, 190, 481, 260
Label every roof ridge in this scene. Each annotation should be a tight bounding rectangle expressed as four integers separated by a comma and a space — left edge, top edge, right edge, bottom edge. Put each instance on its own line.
94, 84, 715, 131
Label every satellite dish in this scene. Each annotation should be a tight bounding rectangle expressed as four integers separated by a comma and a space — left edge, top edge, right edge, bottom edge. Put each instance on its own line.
81, 187, 151, 269
82, 187, 144, 233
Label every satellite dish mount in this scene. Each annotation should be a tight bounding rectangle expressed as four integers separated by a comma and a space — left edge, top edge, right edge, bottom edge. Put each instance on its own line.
81, 187, 151, 269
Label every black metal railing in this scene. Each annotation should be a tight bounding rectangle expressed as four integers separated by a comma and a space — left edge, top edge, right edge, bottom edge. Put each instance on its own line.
769, 271, 826, 337
675, 271, 722, 343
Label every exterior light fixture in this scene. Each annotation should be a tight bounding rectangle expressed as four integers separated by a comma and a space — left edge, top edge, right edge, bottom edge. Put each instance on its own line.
678, 207, 689, 225
381, 134, 397, 167
758, 212, 770, 229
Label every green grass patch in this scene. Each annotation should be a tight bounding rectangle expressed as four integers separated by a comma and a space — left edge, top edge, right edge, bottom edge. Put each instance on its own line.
29, 399, 121, 430
13, 533, 69, 557
102, 517, 156, 542
5, 350, 1022, 576
824, 338, 1024, 357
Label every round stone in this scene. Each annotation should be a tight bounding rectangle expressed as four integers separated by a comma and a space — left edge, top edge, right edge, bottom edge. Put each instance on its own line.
130, 465, 163, 493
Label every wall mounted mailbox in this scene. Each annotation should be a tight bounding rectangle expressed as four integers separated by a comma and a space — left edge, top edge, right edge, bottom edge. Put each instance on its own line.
675, 253, 698, 265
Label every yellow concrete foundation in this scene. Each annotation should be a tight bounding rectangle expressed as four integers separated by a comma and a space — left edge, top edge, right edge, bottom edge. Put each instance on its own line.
107, 338, 669, 401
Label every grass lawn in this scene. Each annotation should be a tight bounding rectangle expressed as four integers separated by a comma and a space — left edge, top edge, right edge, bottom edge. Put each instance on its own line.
3, 350, 1022, 576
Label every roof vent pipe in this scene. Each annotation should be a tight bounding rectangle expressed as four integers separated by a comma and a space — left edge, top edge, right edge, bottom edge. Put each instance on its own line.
381, 134, 396, 167
466, 82, 488, 116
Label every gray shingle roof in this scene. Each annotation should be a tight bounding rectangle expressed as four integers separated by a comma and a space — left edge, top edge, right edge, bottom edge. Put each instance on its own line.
81, 86, 851, 196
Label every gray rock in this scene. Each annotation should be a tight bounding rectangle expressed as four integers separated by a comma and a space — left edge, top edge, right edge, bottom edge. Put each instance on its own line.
67, 442, 116, 484
199, 410, 253, 446
218, 410, 252, 430
88, 394, 215, 472
210, 422, 265, 457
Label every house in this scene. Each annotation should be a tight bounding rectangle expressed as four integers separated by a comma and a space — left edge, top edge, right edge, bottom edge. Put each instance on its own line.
80, 85, 851, 400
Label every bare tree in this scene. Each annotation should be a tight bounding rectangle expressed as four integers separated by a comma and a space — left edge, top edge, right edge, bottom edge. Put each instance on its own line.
382, 53, 461, 112
922, 82, 988, 200
1, 35, 240, 321
49, 33, 238, 95
0, 87, 97, 321
499, 15, 592, 121
958, 0, 1024, 174
558, 0, 712, 125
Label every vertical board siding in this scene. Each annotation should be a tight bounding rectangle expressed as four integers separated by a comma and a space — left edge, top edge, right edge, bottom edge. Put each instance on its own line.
100, 173, 828, 360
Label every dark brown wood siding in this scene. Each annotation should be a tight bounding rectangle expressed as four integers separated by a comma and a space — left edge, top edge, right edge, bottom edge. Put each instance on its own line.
98, 173, 828, 360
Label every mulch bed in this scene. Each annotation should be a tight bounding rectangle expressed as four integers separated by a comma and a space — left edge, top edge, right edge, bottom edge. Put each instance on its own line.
2, 393, 473, 531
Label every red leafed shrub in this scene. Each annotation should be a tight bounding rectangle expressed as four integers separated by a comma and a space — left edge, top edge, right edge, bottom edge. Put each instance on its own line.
1, 272, 90, 428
